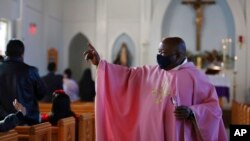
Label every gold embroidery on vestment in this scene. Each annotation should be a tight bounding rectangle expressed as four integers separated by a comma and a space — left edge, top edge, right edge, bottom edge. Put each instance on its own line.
151, 80, 169, 104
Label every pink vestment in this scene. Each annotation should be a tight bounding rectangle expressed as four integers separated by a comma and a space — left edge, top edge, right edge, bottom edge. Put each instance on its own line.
95, 60, 228, 141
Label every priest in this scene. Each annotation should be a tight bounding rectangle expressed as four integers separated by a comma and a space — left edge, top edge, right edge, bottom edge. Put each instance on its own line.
84, 37, 228, 141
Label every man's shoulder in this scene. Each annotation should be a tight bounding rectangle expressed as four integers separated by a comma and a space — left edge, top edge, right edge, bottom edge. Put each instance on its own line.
179, 62, 196, 69
42, 73, 51, 79
14, 61, 35, 70
56, 74, 63, 79
176, 62, 205, 76
24, 64, 39, 73
0, 61, 34, 71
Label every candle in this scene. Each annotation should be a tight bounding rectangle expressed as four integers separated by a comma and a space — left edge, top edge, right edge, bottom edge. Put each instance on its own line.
222, 39, 225, 44
221, 38, 231, 64
228, 38, 232, 56
196, 57, 202, 69
222, 44, 226, 63
234, 56, 238, 71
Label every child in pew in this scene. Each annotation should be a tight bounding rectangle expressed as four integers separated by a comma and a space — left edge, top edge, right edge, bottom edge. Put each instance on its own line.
40, 90, 78, 141
0, 99, 26, 132
40, 90, 77, 125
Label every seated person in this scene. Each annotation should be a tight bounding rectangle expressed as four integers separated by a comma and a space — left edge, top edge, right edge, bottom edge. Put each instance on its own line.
0, 99, 26, 132
63, 68, 80, 102
41, 90, 77, 125
79, 69, 96, 101
41, 62, 63, 102
41, 90, 78, 141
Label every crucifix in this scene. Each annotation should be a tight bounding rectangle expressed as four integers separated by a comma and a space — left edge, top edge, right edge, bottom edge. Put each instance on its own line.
182, 0, 215, 51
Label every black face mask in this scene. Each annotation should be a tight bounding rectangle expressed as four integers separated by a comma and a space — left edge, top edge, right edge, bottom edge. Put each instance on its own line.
157, 54, 175, 69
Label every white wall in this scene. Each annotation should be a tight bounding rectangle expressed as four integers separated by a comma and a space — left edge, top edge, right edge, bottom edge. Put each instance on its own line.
22, 0, 45, 75
62, 0, 96, 73
21, 0, 63, 76
162, 0, 234, 55
44, 0, 63, 74
246, 0, 250, 102
0, 0, 20, 20
227, 0, 247, 103
62, 0, 142, 74
106, 0, 141, 65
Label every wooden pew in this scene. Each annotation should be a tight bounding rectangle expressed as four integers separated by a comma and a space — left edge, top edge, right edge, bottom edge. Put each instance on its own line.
231, 100, 237, 124
0, 129, 18, 141
231, 100, 250, 125
15, 122, 51, 141
51, 117, 75, 141
38, 103, 52, 114
78, 113, 95, 141
247, 107, 250, 124
71, 103, 94, 115
39, 102, 95, 115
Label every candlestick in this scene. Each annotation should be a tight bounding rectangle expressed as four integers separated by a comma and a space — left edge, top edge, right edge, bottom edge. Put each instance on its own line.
196, 56, 202, 69
222, 44, 226, 63
234, 56, 238, 71
221, 37, 232, 68
228, 38, 232, 57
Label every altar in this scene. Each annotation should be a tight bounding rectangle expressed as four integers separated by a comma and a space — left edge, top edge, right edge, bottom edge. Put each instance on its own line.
207, 73, 232, 107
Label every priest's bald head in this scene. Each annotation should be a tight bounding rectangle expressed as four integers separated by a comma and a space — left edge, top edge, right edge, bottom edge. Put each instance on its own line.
157, 37, 187, 70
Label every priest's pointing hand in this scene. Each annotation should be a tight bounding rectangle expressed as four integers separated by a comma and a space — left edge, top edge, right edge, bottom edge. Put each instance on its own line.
84, 43, 100, 66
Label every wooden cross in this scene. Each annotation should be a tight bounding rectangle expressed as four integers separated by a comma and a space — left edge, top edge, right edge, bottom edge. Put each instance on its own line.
182, 0, 215, 51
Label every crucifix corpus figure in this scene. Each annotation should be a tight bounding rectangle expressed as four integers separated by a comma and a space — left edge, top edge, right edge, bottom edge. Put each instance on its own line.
182, 0, 215, 51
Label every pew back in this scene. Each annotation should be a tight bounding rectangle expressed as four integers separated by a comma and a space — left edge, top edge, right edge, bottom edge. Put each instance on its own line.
39, 102, 94, 115
78, 113, 95, 141
15, 122, 51, 141
51, 117, 75, 141
231, 100, 250, 125
72, 103, 94, 115
0, 129, 18, 141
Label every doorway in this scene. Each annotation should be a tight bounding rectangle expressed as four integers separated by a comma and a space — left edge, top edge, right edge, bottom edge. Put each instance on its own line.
68, 33, 90, 81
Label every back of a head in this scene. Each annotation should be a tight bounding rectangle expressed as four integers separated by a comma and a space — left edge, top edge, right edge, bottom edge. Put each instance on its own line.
51, 90, 71, 114
64, 68, 72, 78
79, 69, 95, 101
50, 90, 74, 125
162, 37, 186, 56
6, 39, 25, 57
48, 62, 56, 72
83, 69, 93, 82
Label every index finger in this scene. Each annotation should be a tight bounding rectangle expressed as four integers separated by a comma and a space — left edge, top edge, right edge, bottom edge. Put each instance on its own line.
88, 43, 96, 51
13, 99, 17, 105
